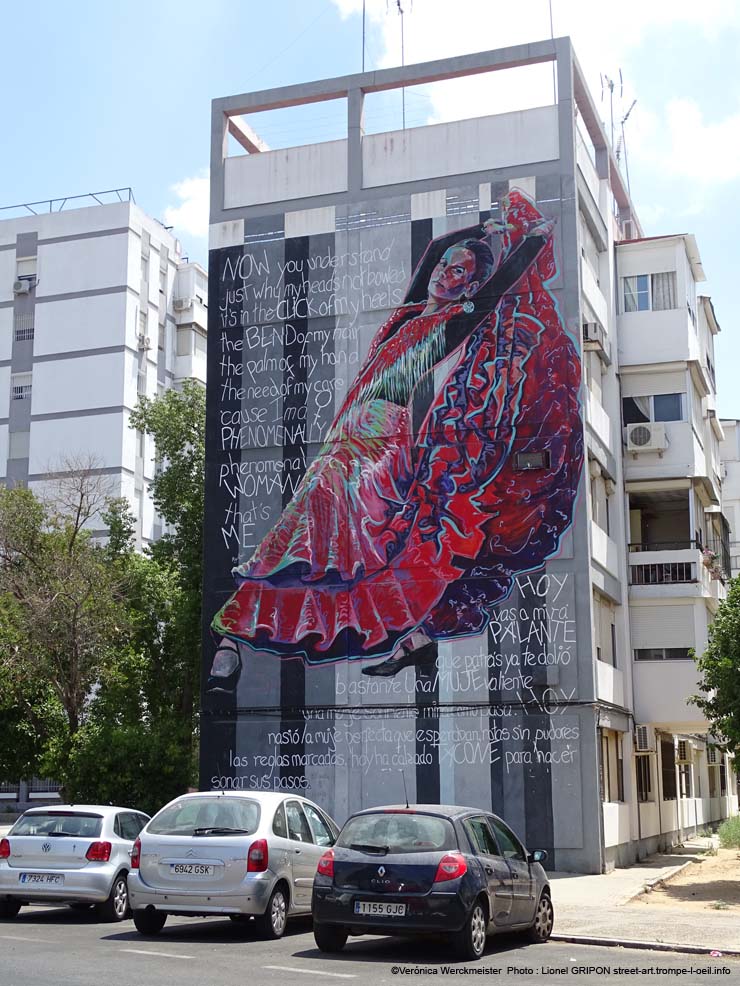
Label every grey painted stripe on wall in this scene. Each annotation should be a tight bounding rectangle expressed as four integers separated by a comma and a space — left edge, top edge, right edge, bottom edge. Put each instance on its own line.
28, 465, 136, 481
33, 345, 129, 363
37, 227, 130, 247
31, 405, 128, 422
35, 285, 129, 304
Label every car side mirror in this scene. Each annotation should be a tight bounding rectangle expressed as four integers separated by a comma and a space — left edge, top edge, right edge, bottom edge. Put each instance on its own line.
528, 849, 547, 864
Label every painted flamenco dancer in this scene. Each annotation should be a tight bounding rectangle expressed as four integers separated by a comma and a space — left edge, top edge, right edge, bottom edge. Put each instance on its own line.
208, 190, 583, 691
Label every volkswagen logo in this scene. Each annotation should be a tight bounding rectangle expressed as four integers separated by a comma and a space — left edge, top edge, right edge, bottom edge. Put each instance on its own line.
377, 866, 385, 877
42, 842, 51, 853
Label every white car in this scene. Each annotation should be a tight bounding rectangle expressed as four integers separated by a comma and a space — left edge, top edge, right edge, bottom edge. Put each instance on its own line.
128, 791, 339, 937
0, 805, 149, 921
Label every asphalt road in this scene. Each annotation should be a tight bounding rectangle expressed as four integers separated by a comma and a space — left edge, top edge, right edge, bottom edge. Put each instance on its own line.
2, 906, 738, 986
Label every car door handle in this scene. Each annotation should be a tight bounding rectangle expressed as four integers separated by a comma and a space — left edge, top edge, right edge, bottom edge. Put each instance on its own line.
485, 866, 493, 875
294, 849, 302, 854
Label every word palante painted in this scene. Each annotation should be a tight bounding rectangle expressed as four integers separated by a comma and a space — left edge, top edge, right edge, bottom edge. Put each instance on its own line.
209, 191, 583, 684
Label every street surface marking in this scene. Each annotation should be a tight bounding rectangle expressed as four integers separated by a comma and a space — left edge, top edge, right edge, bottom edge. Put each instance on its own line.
120, 948, 195, 960
264, 966, 355, 979
0, 934, 59, 943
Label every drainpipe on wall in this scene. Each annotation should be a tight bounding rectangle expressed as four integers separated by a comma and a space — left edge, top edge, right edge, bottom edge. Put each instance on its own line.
656, 730, 664, 851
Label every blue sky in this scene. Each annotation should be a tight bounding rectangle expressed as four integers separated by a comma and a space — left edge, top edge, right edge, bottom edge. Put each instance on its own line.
1, 0, 738, 415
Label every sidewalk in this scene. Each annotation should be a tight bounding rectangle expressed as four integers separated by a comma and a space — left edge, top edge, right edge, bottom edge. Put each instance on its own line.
549, 837, 740, 955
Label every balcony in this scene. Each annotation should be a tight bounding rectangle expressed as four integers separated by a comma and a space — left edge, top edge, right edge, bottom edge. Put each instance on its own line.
586, 391, 611, 450
628, 541, 727, 604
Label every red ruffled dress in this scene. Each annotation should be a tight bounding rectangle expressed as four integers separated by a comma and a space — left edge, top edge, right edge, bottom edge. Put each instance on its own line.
212, 193, 583, 663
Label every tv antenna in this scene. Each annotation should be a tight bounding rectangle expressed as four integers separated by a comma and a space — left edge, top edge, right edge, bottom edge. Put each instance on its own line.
616, 98, 637, 195
389, 0, 411, 129
382, 767, 410, 808
600, 69, 623, 149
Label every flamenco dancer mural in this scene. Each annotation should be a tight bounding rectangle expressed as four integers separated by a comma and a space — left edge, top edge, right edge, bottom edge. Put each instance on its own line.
208, 190, 583, 691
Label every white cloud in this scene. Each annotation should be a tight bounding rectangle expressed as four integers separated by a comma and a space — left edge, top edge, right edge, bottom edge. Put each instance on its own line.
163, 172, 209, 240
329, 0, 740, 184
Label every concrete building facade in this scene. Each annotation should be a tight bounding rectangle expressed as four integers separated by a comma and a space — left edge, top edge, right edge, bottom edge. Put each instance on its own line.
200, 39, 737, 873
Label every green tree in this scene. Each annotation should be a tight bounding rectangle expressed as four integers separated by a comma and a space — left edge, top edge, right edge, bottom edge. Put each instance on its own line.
693, 577, 740, 759
0, 478, 130, 784
129, 380, 205, 733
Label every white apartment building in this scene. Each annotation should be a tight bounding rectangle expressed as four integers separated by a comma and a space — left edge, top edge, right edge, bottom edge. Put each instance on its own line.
0, 191, 207, 810
0, 190, 207, 547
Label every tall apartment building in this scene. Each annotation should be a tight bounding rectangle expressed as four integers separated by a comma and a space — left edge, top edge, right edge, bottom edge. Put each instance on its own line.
0, 192, 207, 810
199, 39, 736, 873
0, 191, 207, 546
719, 419, 740, 576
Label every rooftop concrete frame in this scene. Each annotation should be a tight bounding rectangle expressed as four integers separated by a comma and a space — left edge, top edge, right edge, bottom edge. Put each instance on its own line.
210, 37, 641, 233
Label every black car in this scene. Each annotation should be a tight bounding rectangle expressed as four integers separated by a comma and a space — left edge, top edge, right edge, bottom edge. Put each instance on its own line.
312, 804, 553, 960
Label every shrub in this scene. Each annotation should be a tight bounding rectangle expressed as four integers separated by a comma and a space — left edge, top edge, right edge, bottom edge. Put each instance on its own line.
718, 815, 740, 848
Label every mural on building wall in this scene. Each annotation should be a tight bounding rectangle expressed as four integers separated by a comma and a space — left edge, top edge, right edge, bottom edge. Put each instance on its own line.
202, 183, 586, 851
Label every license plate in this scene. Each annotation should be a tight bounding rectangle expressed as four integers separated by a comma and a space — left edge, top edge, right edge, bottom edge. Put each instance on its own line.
19, 873, 65, 886
169, 863, 215, 876
354, 901, 406, 916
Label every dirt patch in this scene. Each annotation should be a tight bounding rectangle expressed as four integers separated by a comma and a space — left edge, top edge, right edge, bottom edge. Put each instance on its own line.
630, 847, 740, 912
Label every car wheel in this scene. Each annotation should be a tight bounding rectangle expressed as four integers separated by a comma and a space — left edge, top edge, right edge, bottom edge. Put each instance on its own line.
97, 874, 129, 922
133, 908, 167, 935
525, 892, 554, 943
0, 897, 21, 920
452, 900, 488, 961
256, 885, 288, 939
314, 922, 348, 953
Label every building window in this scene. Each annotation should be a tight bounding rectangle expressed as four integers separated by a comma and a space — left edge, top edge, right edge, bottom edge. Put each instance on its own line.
623, 271, 678, 313
636, 756, 652, 803
653, 393, 683, 422
14, 313, 34, 342
708, 766, 719, 798
8, 430, 30, 460
720, 762, 727, 796
679, 763, 692, 798
599, 729, 609, 802
660, 738, 677, 800
177, 327, 193, 356
137, 360, 147, 397
159, 269, 167, 295
158, 323, 165, 352
610, 624, 617, 668
11, 372, 32, 400
635, 648, 692, 661
622, 393, 684, 425
141, 254, 150, 284
515, 450, 551, 471
623, 274, 650, 312
599, 729, 624, 802
16, 256, 37, 281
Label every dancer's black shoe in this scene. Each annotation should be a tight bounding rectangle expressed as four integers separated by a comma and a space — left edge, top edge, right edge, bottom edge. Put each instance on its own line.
206, 642, 242, 693
361, 641, 437, 677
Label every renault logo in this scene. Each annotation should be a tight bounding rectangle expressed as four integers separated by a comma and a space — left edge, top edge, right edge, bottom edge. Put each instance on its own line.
377, 866, 385, 877
42, 843, 51, 853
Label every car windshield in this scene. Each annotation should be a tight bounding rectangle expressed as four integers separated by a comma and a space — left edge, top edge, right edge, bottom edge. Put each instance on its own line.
337, 812, 457, 854
11, 812, 103, 838
147, 797, 260, 836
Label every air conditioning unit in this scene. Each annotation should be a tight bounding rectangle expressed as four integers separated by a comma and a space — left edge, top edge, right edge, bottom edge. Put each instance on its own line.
706, 746, 718, 766
676, 739, 691, 763
13, 279, 31, 295
634, 725, 655, 754
625, 422, 668, 454
582, 322, 612, 365
173, 297, 192, 312
137, 334, 152, 351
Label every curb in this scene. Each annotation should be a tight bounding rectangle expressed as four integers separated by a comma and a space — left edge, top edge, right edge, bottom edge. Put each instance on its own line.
551, 933, 740, 958
639, 859, 697, 896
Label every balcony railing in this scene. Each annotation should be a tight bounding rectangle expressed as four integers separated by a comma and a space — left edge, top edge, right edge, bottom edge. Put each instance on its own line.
630, 562, 696, 586
628, 540, 700, 552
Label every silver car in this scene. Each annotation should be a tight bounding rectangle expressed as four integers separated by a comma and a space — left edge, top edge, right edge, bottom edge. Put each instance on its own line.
0, 804, 150, 922
128, 791, 339, 937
